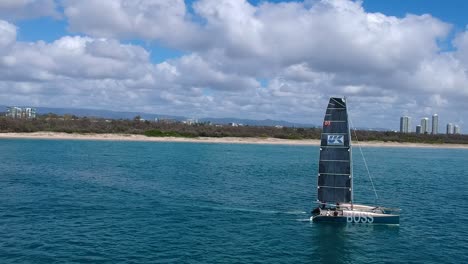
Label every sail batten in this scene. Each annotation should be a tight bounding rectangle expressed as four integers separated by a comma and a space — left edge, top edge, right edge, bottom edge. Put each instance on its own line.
319, 173, 351, 175
318, 186, 351, 189
317, 97, 352, 204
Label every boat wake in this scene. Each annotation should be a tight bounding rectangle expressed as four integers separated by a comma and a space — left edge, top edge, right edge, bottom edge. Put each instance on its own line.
296, 218, 313, 222
284, 210, 308, 215
181, 203, 309, 216
202, 206, 307, 215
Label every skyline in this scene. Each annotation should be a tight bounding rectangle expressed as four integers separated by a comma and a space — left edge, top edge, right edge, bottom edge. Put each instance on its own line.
1, 0, 468, 131
400, 113, 463, 134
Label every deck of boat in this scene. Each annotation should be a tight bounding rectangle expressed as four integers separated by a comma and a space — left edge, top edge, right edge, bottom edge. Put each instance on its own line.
311, 204, 400, 225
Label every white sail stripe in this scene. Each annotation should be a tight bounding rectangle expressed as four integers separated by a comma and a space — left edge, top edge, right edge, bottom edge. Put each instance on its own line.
318, 186, 350, 189
319, 173, 351, 176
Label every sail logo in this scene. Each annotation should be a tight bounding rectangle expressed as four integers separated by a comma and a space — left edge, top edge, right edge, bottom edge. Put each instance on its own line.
327, 135, 344, 145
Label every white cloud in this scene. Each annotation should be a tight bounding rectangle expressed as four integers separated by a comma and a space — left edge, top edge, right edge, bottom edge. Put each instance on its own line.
0, 0, 59, 20
1, 1, 468, 130
453, 30, 468, 68
0, 20, 16, 51
0, 35, 153, 81
0, 28, 163, 111
163, 54, 260, 91
194, 0, 266, 57
63, 0, 203, 48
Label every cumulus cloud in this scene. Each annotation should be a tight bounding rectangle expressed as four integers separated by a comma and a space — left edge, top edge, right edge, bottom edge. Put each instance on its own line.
0, 20, 16, 51
63, 0, 203, 49
453, 30, 468, 68
58, 0, 454, 80
0, 0, 59, 20
0, 26, 163, 111
0, 34, 153, 82
163, 54, 260, 91
1, 0, 468, 130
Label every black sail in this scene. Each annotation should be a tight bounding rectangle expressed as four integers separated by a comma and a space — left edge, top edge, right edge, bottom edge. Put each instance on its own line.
317, 97, 352, 204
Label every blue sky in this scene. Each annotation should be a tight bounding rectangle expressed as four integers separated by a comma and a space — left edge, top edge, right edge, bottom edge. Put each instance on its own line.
1, 0, 468, 131
363, 0, 468, 30
16, 17, 66, 42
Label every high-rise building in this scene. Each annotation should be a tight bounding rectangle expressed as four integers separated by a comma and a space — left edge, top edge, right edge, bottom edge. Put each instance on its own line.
446, 123, 454, 135
6, 107, 21, 118
454, 125, 461, 134
6, 107, 36, 119
432, 114, 438, 134
421, 117, 429, 134
416, 125, 422, 134
400, 116, 411, 133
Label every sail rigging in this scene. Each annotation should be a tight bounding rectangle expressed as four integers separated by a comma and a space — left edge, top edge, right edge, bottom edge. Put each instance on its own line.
312, 97, 400, 225
317, 97, 352, 204
348, 115, 379, 202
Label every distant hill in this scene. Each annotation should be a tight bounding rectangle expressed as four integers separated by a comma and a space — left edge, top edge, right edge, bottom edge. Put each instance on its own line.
353, 127, 393, 132
199, 117, 316, 128
0, 105, 185, 121
36, 106, 186, 121
0, 105, 317, 128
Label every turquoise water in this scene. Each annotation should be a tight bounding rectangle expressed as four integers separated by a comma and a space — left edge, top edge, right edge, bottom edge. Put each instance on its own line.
0, 139, 467, 263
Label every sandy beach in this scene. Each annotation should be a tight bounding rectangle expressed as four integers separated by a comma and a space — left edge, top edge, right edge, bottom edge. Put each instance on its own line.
0, 132, 467, 149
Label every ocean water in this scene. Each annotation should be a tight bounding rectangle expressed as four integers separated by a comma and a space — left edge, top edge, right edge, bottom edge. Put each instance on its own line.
0, 139, 467, 263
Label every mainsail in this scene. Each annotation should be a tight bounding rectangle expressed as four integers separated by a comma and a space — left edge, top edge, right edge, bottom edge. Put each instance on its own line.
317, 97, 352, 204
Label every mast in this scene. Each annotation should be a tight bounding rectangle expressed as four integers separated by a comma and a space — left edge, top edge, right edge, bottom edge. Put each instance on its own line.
345, 97, 354, 209
317, 97, 352, 205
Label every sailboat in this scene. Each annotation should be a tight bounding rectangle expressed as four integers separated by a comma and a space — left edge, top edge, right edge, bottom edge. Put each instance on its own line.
310, 97, 399, 224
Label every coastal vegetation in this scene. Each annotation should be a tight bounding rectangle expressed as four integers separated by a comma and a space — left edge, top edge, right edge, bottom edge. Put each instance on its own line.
0, 114, 467, 144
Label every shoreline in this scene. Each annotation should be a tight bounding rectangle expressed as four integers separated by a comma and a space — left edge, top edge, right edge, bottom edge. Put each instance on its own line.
0, 132, 467, 149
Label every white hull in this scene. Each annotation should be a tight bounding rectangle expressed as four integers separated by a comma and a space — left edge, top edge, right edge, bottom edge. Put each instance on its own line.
311, 204, 400, 224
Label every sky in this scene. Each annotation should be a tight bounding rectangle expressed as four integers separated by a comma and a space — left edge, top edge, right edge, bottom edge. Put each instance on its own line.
1, 0, 468, 131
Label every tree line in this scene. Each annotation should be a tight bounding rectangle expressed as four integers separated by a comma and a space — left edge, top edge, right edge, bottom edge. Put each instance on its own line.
0, 114, 467, 144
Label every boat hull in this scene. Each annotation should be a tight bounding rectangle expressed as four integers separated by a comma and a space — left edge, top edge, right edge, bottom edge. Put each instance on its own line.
311, 208, 400, 225
312, 213, 399, 225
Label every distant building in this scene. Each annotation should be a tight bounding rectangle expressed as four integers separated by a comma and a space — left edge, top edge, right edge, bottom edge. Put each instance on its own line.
183, 118, 198, 125
6, 107, 36, 119
415, 125, 422, 134
421, 117, 429, 134
157, 118, 177, 124
454, 125, 461, 134
446, 123, 454, 135
432, 114, 438, 134
400, 116, 411, 133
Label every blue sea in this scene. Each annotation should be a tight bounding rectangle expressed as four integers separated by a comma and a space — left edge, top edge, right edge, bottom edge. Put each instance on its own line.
1, 139, 467, 263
